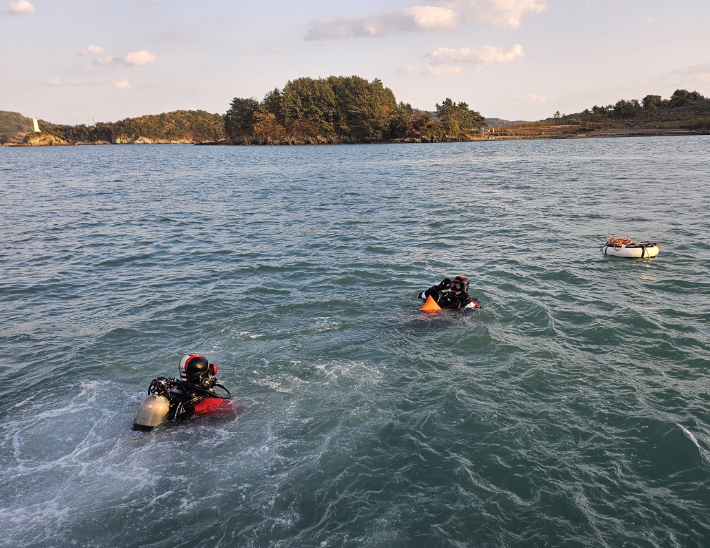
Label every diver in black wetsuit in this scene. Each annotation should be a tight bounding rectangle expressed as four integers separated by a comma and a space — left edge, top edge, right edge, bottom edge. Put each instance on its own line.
418, 275, 481, 309
132, 354, 232, 431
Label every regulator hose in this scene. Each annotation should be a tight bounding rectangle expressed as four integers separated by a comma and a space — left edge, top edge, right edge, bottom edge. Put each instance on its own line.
184, 381, 232, 400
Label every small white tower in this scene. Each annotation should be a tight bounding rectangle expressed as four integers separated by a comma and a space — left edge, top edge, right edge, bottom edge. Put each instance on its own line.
32, 118, 40, 133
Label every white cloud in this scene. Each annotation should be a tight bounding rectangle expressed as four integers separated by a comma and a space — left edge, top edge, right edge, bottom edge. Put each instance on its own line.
666, 63, 710, 75
305, 9, 457, 40
123, 50, 156, 66
427, 44, 524, 64
71, 61, 94, 73
407, 43, 524, 74
665, 63, 710, 84
81, 45, 105, 56
514, 93, 549, 102
403, 6, 457, 30
9, 0, 34, 14
114, 80, 132, 89
78, 48, 155, 67
93, 55, 118, 66
305, 0, 546, 39
45, 77, 112, 87
399, 63, 463, 75
447, 0, 547, 28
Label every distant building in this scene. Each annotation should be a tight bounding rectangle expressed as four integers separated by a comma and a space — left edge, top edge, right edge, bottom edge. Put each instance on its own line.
32, 118, 40, 133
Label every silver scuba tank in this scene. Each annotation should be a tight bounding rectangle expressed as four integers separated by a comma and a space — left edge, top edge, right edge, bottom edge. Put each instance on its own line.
133, 394, 171, 431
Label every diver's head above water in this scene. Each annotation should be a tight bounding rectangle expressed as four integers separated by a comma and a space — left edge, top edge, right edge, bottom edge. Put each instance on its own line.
179, 354, 218, 385
451, 276, 469, 294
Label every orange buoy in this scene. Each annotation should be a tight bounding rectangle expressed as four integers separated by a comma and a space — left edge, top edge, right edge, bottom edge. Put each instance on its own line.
420, 295, 442, 312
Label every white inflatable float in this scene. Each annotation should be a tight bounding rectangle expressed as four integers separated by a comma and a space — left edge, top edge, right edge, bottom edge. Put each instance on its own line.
602, 236, 662, 258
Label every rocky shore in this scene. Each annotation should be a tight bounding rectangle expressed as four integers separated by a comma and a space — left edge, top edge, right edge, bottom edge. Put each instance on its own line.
5, 128, 708, 147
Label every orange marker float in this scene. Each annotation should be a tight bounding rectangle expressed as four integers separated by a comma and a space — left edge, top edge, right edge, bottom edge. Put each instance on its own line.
420, 295, 442, 312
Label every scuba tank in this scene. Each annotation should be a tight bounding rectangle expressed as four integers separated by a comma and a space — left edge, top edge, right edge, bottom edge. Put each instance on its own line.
133, 394, 171, 431
133, 375, 232, 431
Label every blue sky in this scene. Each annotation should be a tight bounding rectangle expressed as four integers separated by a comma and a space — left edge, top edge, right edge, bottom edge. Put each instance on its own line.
2, 0, 709, 125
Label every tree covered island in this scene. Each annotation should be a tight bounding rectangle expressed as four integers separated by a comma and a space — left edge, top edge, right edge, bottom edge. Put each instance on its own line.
224, 75, 487, 144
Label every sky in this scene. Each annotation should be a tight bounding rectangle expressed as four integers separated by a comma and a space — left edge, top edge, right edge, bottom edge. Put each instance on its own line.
2, 0, 710, 125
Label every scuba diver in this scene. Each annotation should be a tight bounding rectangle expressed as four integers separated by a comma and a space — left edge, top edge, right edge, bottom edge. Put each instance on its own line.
133, 354, 233, 431
418, 275, 481, 310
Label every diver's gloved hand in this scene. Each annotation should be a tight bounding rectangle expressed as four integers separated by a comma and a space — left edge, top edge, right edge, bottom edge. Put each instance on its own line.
438, 278, 451, 290
418, 291, 426, 299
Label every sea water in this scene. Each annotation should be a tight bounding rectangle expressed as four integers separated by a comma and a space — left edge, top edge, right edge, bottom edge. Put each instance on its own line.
0, 137, 709, 547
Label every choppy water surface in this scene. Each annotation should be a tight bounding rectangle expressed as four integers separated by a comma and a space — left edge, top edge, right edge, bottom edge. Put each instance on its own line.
1, 137, 709, 548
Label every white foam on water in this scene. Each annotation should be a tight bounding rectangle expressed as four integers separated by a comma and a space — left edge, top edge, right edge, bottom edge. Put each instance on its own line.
676, 422, 709, 463
307, 316, 343, 334
677, 423, 700, 449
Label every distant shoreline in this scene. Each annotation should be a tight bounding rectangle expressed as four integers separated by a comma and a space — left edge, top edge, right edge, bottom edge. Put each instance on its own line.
4, 84, 708, 147
5, 128, 708, 147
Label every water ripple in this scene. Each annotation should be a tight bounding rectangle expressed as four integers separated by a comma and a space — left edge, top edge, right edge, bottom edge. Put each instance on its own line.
1, 138, 709, 547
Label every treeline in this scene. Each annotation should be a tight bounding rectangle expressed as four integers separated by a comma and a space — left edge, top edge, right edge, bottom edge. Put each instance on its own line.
580, 89, 707, 121
11, 80, 706, 147
225, 75, 487, 144
38, 110, 226, 144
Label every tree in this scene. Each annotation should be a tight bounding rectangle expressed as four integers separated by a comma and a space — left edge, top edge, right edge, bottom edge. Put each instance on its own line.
613, 99, 641, 118
670, 89, 689, 107
282, 77, 336, 134
642, 95, 662, 110
388, 102, 415, 138
328, 76, 396, 141
469, 109, 488, 131
435, 98, 457, 120
687, 90, 705, 101
262, 88, 284, 123
670, 89, 705, 106
224, 97, 260, 137
252, 112, 286, 138
435, 98, 488, 136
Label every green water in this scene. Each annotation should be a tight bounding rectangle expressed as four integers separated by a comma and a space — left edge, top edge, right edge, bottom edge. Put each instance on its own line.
1, 137, 709, 547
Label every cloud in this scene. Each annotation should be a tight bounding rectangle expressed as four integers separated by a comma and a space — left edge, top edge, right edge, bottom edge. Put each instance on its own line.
514, 93, 549, 102
305, 0, 546, 39
78, 46, 155, 67
666, 62, 710, 75
8, 0, 34, 14
123, 50, 156, 66
399, 63, 463, 75
93, 55, 118, 66
114, 80, 132, 89
80, 45, 105, 56
404, 6, 458, 30
305, 7, 458, 40
665, 62, 710, 84
45, 77, 119, 87
403, 43, 524, 74
448, 0, 547, 28
71, 61, 95, 73
427, 44, 524, 64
